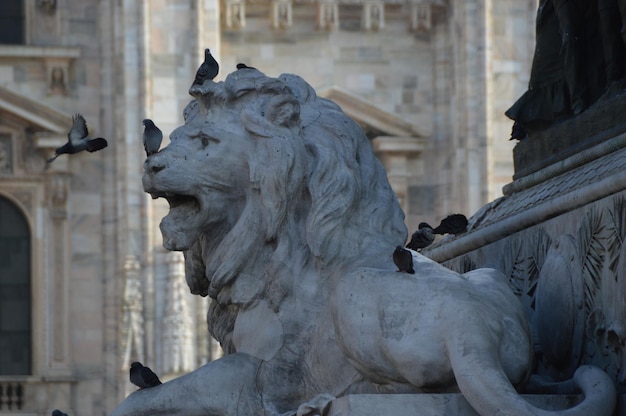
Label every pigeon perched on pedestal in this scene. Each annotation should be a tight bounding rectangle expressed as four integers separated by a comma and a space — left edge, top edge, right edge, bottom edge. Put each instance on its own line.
192, 48, 219, 86
47, 114, 108, 163
406, 222, 435, 251
129, 362, 162, 389
52, 410, 68, 416
432, 214, 468, 235
393, 246, 415, 274
142, 119, 163, 157
236, 63, 256, 70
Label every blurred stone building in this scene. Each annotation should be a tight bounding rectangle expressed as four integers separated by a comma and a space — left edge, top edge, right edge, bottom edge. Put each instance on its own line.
0, 0, 536, 414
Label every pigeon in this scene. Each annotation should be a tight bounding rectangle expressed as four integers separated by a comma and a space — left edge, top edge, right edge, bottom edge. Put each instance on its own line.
130, 362, 162, 389
47, 114, 108, 163
406, 222, 435, 251
142, 119, 163, 157
432, 214, 468, 235
52, 411, 68, 416
236, 63, 256, 70
393, 246, 415, 274
192, 48, 219, 86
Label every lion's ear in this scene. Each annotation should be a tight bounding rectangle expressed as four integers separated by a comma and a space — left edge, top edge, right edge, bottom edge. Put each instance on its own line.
241, 95, 301, 138
266, 95, 300, 128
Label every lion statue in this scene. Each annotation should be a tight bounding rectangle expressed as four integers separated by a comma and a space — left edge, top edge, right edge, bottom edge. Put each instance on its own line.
112, 68, 616, 415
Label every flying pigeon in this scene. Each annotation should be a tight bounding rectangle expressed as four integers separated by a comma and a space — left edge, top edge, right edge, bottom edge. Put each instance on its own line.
192, 48, 219, 86
130, 362, 162, 389
406, 222, 435, 251
47, 114, 108, 163
142, 119, 163, 157
393, 246, 415, 274
236, 63, 256, 70
52, 411, 68, 416
432, 214, 468, 235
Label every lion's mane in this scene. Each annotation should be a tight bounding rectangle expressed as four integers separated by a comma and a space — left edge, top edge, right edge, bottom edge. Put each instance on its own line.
182, 69, 407, 352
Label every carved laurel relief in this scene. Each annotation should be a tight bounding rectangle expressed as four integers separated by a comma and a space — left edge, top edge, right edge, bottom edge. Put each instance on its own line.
528, 199, 626, 389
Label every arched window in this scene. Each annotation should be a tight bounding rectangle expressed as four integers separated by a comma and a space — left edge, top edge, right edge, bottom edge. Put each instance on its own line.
0, 195, 31, 375
0, 1, 25, 45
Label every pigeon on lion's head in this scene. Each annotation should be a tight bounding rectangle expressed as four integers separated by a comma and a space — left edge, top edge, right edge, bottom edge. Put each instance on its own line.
129, 68, 616, 416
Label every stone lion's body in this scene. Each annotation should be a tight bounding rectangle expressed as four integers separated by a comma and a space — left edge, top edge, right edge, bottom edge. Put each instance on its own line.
113, 69, 616, 416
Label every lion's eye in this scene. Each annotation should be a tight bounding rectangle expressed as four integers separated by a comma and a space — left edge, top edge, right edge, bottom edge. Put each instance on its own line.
199, 134, 219, 147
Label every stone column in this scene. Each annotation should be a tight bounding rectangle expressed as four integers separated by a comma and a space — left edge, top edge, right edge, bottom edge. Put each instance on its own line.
44, 168, 72, 377
371, 136, 425, 227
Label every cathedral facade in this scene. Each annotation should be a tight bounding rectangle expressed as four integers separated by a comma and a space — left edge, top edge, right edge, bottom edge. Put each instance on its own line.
0, 0, 535, 414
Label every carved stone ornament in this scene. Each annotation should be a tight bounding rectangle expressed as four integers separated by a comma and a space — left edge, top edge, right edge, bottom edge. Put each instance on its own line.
535, 234, 584, 377
121, 255, 145, 367
362, 2, 384, 31
162, 252, 194, 374
225, 0, 246, 29
317, 1, 339, 30
37, 0, 57, 14
47, 172, 70, 219
409, 0, 432, 32
112, 68, 617, 415
271, 0, 293, 29
0, 135, 12, 175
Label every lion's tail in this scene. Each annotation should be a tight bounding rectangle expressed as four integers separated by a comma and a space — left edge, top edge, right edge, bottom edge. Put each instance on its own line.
449, 337, 616, 416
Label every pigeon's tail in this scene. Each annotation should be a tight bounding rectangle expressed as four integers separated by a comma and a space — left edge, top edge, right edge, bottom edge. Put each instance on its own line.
86, 138, 108, 152
47, 154, 59, 163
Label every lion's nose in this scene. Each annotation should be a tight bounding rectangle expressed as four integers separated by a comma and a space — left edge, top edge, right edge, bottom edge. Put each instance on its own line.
145, 154, 166, 174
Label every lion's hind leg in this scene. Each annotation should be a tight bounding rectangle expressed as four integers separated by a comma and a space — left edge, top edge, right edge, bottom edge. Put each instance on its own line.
447, 328, 616, 416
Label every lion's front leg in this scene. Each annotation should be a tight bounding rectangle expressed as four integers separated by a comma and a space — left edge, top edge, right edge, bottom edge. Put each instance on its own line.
111, 353, 265, 416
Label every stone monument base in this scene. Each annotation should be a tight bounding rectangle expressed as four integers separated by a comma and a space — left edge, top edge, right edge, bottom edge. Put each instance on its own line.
328, 393, 585, 415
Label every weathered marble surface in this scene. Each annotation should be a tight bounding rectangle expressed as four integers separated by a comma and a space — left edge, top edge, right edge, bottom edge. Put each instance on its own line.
112, 69, 616, 416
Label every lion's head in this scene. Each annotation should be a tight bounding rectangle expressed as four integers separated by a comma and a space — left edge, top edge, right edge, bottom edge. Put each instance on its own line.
143, 68, 407, 350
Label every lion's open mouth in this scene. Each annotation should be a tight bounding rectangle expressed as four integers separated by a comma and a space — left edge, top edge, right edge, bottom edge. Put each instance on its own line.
150, 192, 201, 213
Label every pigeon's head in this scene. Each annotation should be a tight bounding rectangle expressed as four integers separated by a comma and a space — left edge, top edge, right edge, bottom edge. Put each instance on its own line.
130, 361, 142, 369
142, 119, 154, 127
418, 222, 432, 229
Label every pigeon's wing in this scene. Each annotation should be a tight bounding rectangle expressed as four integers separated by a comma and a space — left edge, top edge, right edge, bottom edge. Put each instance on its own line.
141, 366, 162, 386
85, 138, 108, 153
193, 49, 219, 84
68, 114, 89, 145
143, 125, 163, 155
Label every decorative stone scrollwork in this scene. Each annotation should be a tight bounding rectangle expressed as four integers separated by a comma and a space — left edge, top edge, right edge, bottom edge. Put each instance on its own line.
317, 1, 339, 30
225, 0, 246, 29
271, 0, 293, 29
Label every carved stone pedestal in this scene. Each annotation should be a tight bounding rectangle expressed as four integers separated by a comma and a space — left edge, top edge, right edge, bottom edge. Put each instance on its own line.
328, 394, 584, 415
424, 103, 626, 413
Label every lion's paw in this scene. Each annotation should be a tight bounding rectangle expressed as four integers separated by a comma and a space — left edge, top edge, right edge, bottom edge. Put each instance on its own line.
293, 393, 336, 416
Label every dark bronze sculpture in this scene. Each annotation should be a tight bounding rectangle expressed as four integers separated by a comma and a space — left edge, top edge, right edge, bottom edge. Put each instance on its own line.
506, 0, 626, 140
